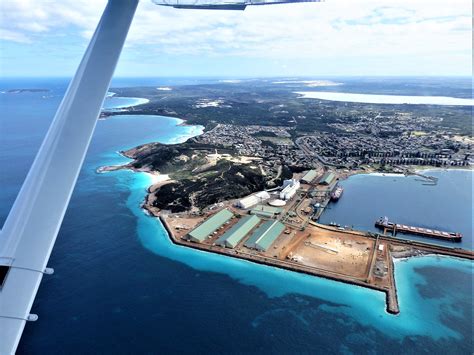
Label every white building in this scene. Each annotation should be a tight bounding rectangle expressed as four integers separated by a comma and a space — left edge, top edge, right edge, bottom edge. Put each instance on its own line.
236, 191, 270, 209
279, 179, 300, 200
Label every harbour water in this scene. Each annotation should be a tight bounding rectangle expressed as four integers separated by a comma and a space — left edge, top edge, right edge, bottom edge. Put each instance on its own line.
1, 78, 472, 353
319, 171, 473, 250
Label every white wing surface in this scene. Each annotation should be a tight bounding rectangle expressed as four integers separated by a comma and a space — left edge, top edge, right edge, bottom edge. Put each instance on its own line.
0, 1, 138, 353
0, 0, 322, 352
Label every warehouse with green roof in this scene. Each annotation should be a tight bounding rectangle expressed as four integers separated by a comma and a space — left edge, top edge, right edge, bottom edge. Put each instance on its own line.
244, 220, 285, 251
216, 215, 260, 248
301, 169, 318, 184
187, 209, 234, 243
319, 172, 336, 185
249, 205, 283, 218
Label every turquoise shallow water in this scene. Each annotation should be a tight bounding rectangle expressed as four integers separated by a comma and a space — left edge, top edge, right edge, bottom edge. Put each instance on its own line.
116, 165, 472, 343
106, 120, 472, 343
2, 77, 472, 353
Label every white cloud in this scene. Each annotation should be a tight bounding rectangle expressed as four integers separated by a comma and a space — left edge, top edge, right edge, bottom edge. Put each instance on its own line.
0, 0, 104, 41
0, 29, 32, 43
0, 0, 471, 72
131, 0, 472, 60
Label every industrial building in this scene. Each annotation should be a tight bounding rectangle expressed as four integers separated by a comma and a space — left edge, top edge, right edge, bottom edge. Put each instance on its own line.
216, 215, 260, 248
268, 199, 286, 207
301, 169, 317, 184
279, 179, 300, 200
250, 205, 283, 218
187, 209, 234, 243
319, 172, 336, 185
236, 191, 270, 209
244, 220, 285, 251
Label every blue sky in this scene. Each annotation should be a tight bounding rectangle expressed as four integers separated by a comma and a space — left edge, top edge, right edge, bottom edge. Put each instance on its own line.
0, 0, 471, 77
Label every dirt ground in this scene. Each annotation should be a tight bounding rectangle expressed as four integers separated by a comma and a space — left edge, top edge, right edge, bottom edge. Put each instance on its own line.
290, 225, 375, 279
166, 215, 202, 239
168, 209, 376, 281
262, 228, 303, 259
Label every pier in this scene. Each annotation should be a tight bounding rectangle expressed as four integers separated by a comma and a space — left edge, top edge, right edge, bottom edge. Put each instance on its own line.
405, 170, 439, 185
375, 217, 462, 242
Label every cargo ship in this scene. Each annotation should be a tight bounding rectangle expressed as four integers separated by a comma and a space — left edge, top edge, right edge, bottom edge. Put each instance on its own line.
330, 185, 344, 201
375, 217, 462, 242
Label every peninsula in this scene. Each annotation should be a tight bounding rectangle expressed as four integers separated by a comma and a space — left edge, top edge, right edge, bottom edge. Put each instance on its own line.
99, 79, 473, 314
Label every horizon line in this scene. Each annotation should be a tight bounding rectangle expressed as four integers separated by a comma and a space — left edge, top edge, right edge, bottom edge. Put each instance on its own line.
1, 74, 472, 79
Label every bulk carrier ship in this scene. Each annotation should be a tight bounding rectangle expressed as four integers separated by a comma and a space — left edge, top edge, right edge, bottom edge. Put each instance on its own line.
375, 217, 462, 242
330, 185, 344, 201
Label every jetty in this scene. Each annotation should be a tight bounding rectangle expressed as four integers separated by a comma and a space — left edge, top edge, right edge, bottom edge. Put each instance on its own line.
375, 217, 462, 242
405, 169, 439, 181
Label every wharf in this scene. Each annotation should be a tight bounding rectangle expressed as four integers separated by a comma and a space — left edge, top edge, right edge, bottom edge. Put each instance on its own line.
312, 221, 473, 261
161, 215, 401, 314
160, 214, 472, 317
375, 218, 462, 242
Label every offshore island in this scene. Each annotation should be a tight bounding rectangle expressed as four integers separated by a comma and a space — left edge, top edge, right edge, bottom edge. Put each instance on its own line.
99, 79, 474, 314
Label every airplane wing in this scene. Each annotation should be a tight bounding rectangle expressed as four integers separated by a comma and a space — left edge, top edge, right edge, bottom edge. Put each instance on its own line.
0, 1, 138, 353
153, 0, 322, 10
0, 0, 322, 352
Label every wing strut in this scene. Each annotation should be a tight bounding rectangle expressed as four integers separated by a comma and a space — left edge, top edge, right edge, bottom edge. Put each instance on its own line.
0, 1, 138, 353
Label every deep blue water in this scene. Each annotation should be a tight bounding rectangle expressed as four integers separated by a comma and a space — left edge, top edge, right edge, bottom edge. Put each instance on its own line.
1, 78, 473, 354
319, 172, 473, 250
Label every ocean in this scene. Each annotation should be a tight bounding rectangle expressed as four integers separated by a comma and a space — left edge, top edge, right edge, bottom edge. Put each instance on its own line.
0, 77, 472, 354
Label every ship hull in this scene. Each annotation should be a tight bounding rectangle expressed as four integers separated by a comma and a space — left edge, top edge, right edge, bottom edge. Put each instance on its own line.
330, 186, 343, 201
375, 220, 462, 242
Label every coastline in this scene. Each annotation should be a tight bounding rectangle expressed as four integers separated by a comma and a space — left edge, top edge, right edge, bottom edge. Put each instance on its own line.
158, 215, 401, 315
137, 164, 472, 316
158, 213, 473, 316
101, 117, 472, 223
111, 153, 472, 229
336, 165, 473, 184
9, 77, 474, 353
103, 96, 150, 110
108, 83, 473, 338
97, 113, 204, 175
99, 93, 472, 317
414, 166, 474, 173
97, 110, 205, 217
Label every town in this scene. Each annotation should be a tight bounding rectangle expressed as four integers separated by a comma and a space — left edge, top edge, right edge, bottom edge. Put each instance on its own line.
101, 81, 473, 315
194, 122, 472, 173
